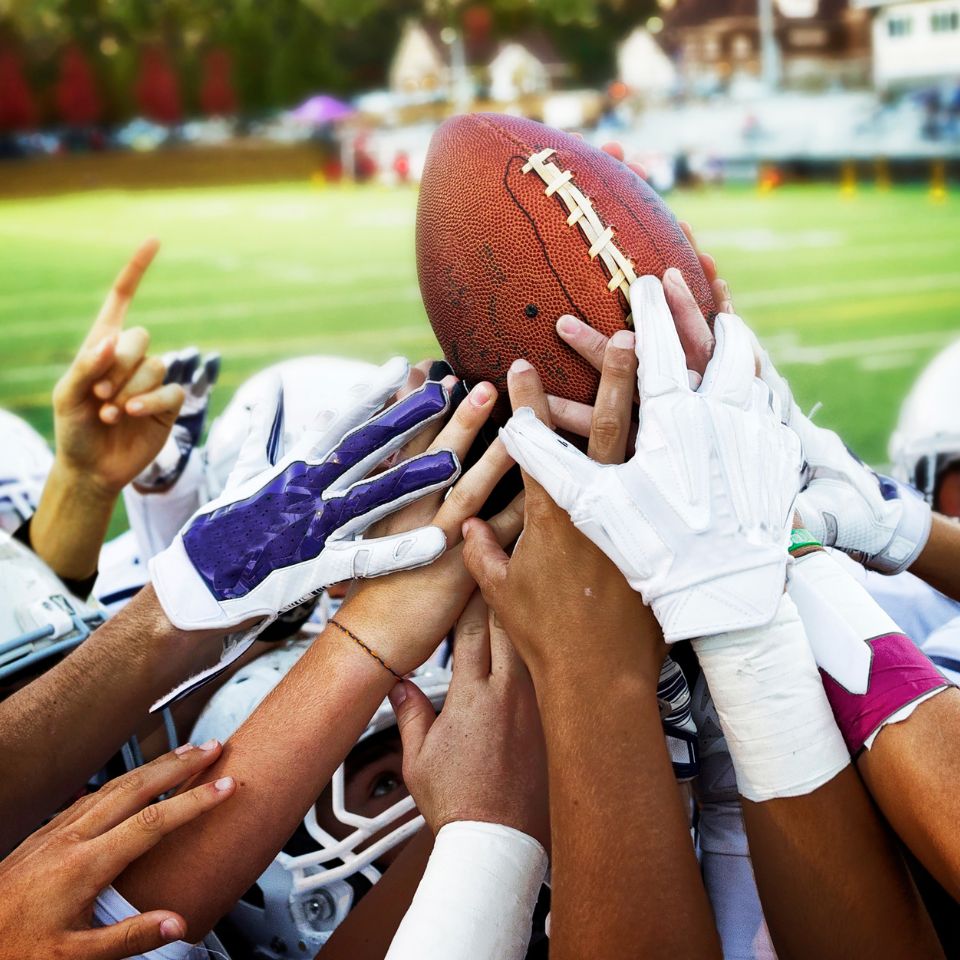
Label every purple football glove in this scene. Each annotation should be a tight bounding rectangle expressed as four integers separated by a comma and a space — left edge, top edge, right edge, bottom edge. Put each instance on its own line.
150, 357, 459, 708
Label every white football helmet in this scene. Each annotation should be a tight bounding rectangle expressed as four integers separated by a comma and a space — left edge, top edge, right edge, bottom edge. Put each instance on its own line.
190, 641, 450, 957
0, 529, 105, 683
0, 410, 53, 534
890, 339, 960, 505
202, 356, 379, 502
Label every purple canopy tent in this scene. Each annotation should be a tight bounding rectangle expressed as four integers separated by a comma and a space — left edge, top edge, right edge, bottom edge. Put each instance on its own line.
290, 94, 355, 125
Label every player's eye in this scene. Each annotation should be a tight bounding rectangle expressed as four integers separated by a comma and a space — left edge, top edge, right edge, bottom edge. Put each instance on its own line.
371, 773, 402, 799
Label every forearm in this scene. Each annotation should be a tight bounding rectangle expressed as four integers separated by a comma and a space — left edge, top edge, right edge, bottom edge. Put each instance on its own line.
743, 770, 940, 959
116, 616, 395, 939
533, 645, 720, 960
321, 827, 434, 960
29, 457, 117, 581
0, 586, 219, 850
698, 595, 940, 958
386, 822, 546, 960
859, 687, 960, 900
909, 513, 960, 602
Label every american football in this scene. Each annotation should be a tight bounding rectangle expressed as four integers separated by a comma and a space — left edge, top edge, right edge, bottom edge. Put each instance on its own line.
417, 113, 715, 410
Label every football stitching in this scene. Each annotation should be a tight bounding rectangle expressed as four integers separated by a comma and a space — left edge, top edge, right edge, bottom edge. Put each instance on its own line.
521, 147, 636, 329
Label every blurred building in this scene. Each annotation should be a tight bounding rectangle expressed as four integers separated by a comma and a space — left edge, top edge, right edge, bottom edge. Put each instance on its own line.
617, 27, 678, 99
660, 0, 871, 91
853, 0, 960, 88
388, 19, 568, 104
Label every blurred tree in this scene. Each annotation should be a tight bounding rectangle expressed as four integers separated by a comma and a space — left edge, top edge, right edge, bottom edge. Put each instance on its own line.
199, 47, 235, 115
0, 0, 654, 123
56, 42, 101, 124
136, 44, 181, 123
0, 47, 38, 129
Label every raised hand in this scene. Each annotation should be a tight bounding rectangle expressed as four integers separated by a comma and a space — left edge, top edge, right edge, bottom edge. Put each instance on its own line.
150, 358, 462, 707
0, 742, 235, 960
389, 590, 549, 847
497, 277, 803, 642
51, 239, 186, 497
337, 378, 523, 677
754, 341, 932, 575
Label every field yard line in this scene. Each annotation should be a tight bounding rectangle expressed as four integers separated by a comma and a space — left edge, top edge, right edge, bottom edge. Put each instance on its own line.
0, 264, 414, 309
1, 324, 433, 387
2, 285, 425, 339
736, 272, 960, 309
4, 328, 954, 397
767, 328, 957, 365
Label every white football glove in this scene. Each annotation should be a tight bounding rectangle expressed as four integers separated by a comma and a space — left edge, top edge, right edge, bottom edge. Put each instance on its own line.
150, 357, 460, 708
134, 348, 220, 491
500, 277, 802, 642
755, 341, 931, 574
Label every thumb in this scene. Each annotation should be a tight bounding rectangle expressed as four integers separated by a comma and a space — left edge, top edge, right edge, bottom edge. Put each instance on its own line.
53, 334, 117, 412
73, 910, 187, 960
389, 679, 435, 764
462, 518, 509, 601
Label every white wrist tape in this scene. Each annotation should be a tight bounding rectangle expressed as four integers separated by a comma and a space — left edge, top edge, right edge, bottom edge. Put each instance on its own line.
386, 821, 547, 960
693, 593, 850, 802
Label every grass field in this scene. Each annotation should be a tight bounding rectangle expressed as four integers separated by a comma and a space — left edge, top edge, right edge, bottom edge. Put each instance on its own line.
1, 180, 958, 503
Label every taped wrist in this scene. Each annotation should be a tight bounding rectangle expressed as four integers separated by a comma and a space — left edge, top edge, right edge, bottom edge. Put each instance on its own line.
790, 551, 951, 755
693, 594, 850, 802
386, 821, 547, 960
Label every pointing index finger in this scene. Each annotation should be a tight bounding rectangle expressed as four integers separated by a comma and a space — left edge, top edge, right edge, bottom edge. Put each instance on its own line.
82, 237, 160, 349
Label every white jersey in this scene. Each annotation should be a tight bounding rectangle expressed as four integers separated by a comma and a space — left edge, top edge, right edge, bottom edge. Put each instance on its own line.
94, 885, 228, 959
829, 550, 959, 645
94, 531, 148, 616
692, 674, 777, 960
921, 615, 960, 684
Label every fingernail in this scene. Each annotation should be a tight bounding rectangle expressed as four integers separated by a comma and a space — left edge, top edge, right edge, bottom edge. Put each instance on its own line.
94, 380, 113, 399
174, 743, 194, 756
213, 776, 234, 792
127, 399, 144, 413
388, 682, 408, 709
160, 917, 185, 941
509, 358, 533, 375
95, 336, 113, 356
469, 383, 491, 407
101, 404, 118, 423
664, 267, 683, 286
198, 739, 219, 751
556, 315, 580, 336
609, 330, 635, 350
461, 519, 473, 539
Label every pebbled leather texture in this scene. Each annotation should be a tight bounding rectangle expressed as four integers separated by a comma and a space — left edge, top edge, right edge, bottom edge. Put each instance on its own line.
417, 113, 714, 419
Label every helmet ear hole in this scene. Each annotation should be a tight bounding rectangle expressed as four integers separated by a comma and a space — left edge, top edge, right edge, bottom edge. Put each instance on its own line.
935, 463, 960, 519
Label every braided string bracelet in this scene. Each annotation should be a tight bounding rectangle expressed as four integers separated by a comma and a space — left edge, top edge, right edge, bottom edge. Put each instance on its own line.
329, 619, 402, 680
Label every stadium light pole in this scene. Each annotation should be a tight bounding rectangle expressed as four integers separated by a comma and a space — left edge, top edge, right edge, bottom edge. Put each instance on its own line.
758, 0, 781, 90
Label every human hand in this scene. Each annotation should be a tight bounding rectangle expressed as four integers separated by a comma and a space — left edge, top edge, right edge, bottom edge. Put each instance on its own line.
337, 379, 523, 676
134, 347, 221, 493
0, 742, 235, 960
389, 590, 549, 847
51, 239, 186, 499
462, 351, 657, 678
493, 277, 802, 643
548, 258, 729, 439
755, 343, 931, 574
150, 358, 462, 708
